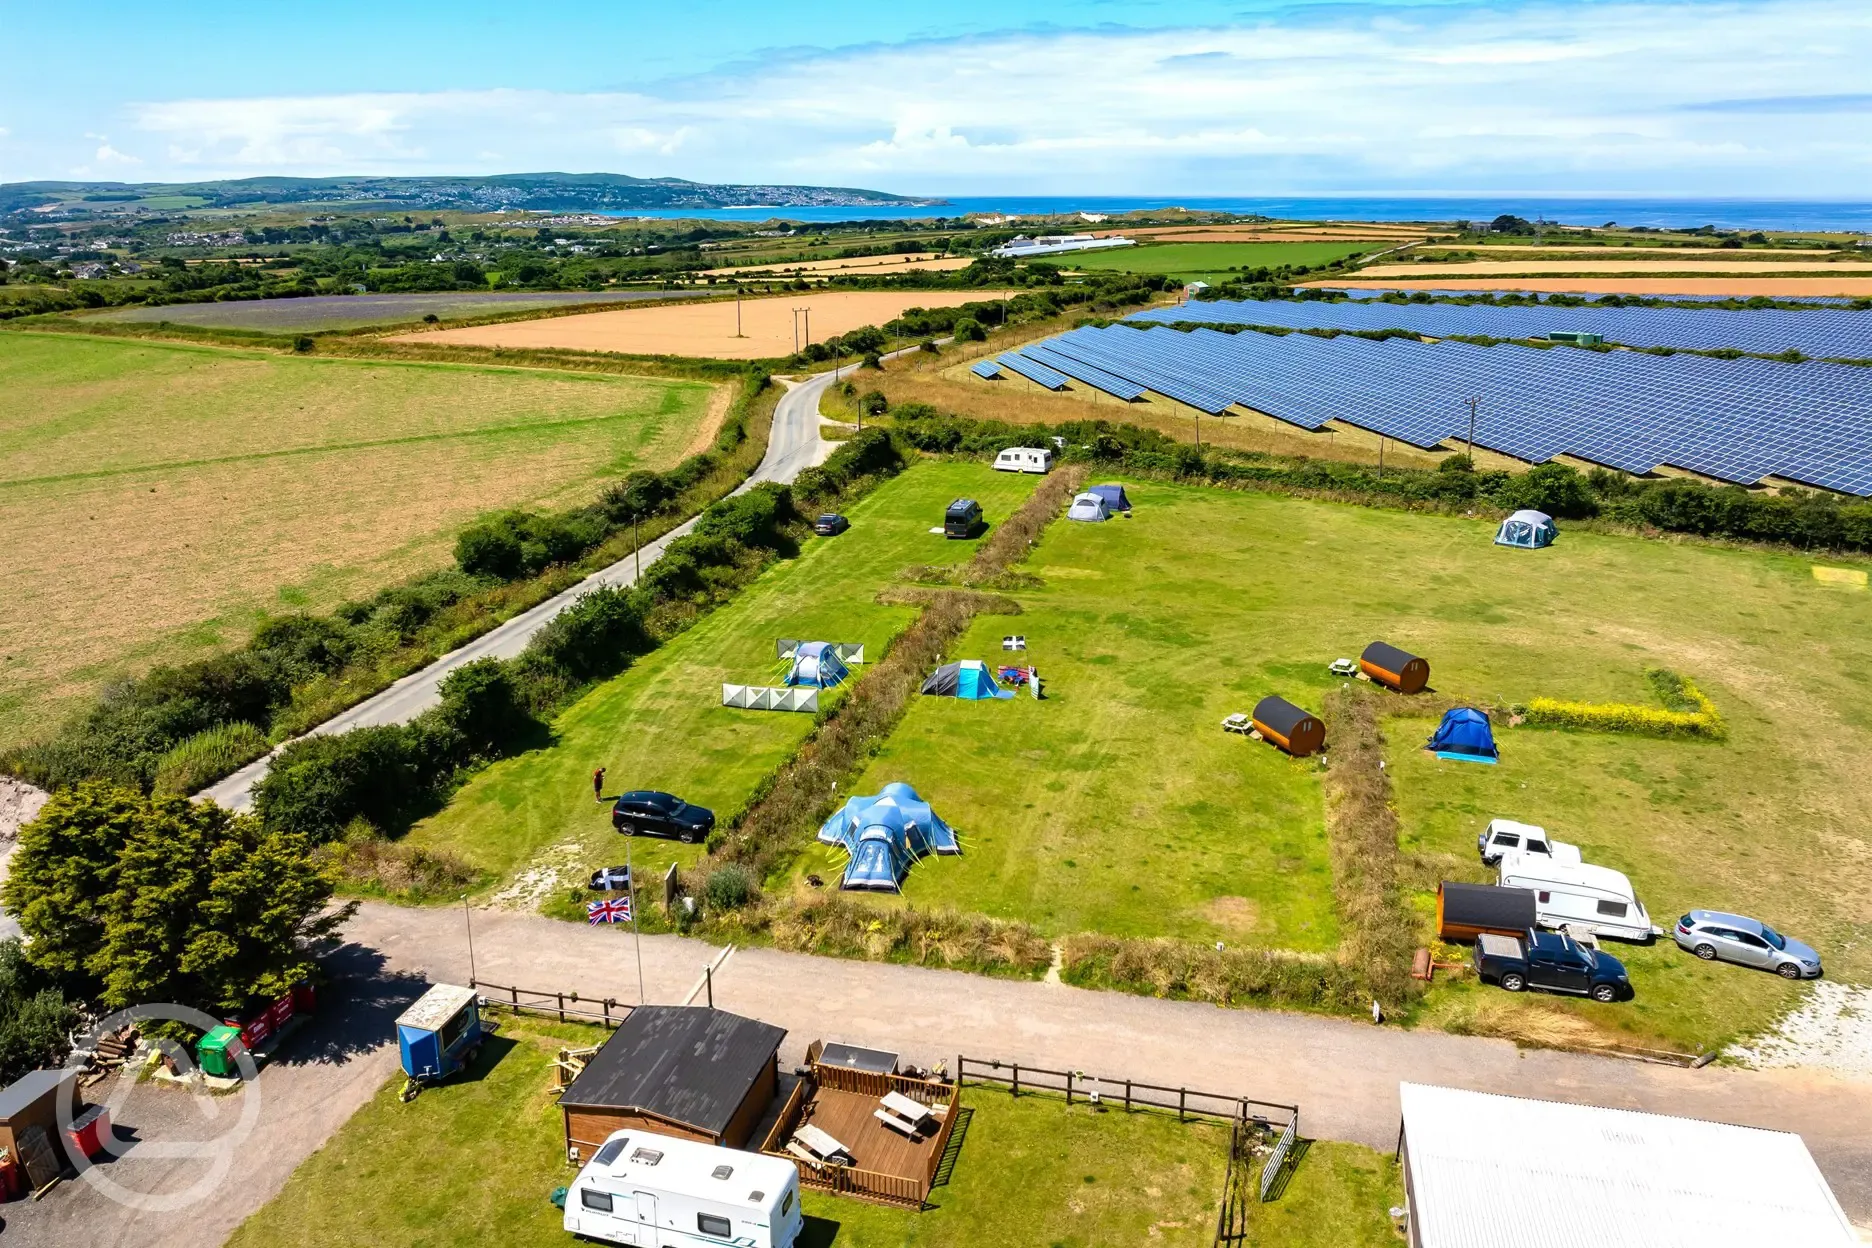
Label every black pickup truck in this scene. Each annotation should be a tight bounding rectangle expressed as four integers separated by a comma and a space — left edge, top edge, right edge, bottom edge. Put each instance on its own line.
1474, 929, 1632, 1003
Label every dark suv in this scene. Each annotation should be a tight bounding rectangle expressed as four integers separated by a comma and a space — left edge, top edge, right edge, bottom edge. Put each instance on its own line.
1474, 929, 1632, 1002
611, 790, 715, 843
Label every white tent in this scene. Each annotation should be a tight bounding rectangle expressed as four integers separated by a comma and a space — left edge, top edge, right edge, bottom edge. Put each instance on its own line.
1494, 509, 1556, 549
1067, 491, 1111, 522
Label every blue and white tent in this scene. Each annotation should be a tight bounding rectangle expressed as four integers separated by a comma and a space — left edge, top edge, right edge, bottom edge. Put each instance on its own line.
816, 783, 962, 892
920, 659, 1014, 699
1427, 707, 1499, 763
1495, 509, 1557, 549
784, 641, 851, 689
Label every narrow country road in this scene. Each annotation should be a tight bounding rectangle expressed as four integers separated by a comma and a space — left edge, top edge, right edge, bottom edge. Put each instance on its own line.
346, 901, 1872, 1226
200, 368, 842, 811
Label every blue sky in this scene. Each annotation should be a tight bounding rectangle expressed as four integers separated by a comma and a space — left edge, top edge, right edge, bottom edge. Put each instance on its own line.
3, 0, 1871, 195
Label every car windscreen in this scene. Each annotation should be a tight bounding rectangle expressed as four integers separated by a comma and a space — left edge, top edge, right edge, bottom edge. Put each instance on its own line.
1761, 926, 1786, 950
818, 515, 839, 524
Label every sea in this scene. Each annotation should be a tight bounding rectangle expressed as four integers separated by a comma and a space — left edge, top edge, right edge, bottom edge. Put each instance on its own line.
596, 196, 1872, 233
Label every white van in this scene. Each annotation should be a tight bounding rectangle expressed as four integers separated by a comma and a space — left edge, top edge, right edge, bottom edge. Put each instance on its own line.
1497, 859, 1660, 942
564, 1129, 803, 1248
1477, 819, 1581, 867
993, 446, 1054, 474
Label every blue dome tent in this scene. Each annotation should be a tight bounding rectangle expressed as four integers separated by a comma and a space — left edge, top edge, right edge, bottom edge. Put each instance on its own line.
816, 783, 962, 892
920, 660, 1014, 700
1427, 707, 1499, 764
784, 641, 851, 689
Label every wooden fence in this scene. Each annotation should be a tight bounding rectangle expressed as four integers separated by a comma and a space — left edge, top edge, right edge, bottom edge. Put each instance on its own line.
955, 1056, 1296, 1128
470, 979, 634, 1029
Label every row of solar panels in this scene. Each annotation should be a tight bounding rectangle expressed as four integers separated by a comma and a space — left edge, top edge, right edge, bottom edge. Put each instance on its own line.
1329, 288, 1863, 306
1130, 298, 1872, 359
982, 325, 1872, 495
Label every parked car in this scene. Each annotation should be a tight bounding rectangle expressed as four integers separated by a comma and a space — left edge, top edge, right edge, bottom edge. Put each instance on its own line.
814, 513, 850, 536
1477, 818, 1581, 867
588, 866, 632, 891
1674, 910, 1822, 979
611, 790, 715, 842
943, 498, 984, 539
1474, 929, 1632, 1002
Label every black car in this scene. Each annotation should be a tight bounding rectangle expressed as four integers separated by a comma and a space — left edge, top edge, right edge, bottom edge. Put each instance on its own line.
814, 513, 850, 536
611, 790, 715, 843
1473, 929, 1632, 1003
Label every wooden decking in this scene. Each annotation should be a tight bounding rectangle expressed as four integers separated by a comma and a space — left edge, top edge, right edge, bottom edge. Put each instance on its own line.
760, 1058, 961, 1208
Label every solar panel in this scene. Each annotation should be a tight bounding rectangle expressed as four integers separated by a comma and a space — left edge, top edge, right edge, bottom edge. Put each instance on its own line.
1129, 299, 1872, 360
969, 359, 1002, 379
1012, 323, 1872, 496
995, 353, 1070, 390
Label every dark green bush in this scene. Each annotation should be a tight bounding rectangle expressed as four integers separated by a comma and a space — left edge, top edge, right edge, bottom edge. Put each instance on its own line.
702, 863, 757, 911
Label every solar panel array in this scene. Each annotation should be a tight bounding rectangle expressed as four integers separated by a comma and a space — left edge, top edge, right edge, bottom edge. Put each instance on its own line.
970, 359, 1003, 379
995, 352, 1069, 389
1130, 298, 1872, 358
1328, 288, 1861, 305
1015, 324, 1872, 495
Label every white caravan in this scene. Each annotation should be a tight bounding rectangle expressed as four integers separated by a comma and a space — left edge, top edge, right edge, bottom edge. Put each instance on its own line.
1496, 859, 1660, 942
993, 446, 1055, 474
564, 1129, 803, 1248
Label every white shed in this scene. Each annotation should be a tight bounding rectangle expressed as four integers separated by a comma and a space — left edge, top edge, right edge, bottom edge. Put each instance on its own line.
1397, 1082, 1856, 1247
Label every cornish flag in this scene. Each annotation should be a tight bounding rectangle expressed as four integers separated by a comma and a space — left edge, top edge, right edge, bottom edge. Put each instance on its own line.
586, 896, 632, 925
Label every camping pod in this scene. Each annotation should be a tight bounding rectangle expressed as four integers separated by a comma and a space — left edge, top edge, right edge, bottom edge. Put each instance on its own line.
1436, 881, 1538, 942
1359, 642, 1430, 694
1251, 696, 1325, 757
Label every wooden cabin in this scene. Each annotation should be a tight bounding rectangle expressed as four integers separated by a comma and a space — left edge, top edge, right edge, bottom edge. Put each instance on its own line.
1436, 881, 1538, 942
1360, 642, 1430, 694
1251, 696, 1326, 758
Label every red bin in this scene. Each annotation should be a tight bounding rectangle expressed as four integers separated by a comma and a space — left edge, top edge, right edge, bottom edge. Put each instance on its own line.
0, 1150, 23, 1201
65, 1104, 111, 1161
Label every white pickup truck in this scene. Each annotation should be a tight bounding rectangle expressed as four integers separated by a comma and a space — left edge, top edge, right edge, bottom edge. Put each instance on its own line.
1477, 819, 1582, 867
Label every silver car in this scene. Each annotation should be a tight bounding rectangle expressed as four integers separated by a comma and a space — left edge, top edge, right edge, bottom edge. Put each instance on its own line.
1674, 910, 1822, 979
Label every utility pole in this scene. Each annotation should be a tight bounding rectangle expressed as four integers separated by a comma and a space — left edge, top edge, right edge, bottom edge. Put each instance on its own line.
1465, 395, 1481, 463
803, 308, 811, 349
462, 896, 476, 987
1378, 434, 1387, 480
734, 287, 743, 338
792, 308, 800, 355
627, 833, 645, 1005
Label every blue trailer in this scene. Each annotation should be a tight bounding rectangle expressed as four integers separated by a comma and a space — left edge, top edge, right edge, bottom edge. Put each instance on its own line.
396, 983, 486, 1101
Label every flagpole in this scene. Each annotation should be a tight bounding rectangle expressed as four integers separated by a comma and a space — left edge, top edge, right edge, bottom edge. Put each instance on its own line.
628, 833, 646, 1004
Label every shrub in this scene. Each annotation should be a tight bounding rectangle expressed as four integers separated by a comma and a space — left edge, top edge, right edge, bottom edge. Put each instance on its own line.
858, 389, 888, 417
1523, 670, 1723, 739
0, 937, 77, 1083
702, 863, 758, 911
1499, 463, 1598, 519
435, 659, 531, 755
253, 723, 437, 841
524, 586, 648, 682
152, 720, 271, 795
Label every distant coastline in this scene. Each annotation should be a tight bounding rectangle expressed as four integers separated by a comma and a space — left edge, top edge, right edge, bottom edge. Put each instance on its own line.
598, 195, 1872, 231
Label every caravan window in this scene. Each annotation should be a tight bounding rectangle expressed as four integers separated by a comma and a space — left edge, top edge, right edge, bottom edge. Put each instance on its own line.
580, 1189, 614, 1213
782, 1190, 794, 1215
1595, 900, 1628, 918
1537, 891, 1551, 903
593, 1137, 630, 1166
698, 1212, 733, 1237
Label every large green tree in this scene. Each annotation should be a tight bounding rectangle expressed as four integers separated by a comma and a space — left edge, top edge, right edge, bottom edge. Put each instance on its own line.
0, 937, 77, 1082
2, 783, 351, 1014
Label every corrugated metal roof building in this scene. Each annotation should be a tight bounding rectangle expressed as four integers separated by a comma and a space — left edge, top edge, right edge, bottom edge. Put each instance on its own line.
1398, 1082, 1856, 1247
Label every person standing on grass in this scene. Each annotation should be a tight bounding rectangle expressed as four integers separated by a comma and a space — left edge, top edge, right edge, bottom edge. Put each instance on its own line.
593, 766, 606, 802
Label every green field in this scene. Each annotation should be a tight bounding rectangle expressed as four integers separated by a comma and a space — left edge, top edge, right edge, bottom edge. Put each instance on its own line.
0, 331, 715, 748
401, 462, 1041, 894
88, 290, 706, 332
227, 1009, 1392, 1248
837, 480, 1871, 1046
1067, 242, 1379, 280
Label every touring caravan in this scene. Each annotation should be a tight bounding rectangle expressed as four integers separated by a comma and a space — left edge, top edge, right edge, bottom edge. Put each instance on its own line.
564, 1129, 803, 1248
1497, 859, 1660, 942
993, 446, 1054, 474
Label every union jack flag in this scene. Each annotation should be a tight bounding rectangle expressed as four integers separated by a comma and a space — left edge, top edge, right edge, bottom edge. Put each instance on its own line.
587, 896, 633, 925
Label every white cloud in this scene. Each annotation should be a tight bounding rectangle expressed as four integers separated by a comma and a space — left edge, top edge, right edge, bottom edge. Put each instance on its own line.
122, 0, 1872, 193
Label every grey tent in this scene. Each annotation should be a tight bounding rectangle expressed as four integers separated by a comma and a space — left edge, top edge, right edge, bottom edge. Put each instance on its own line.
1067, 491, 1111, 522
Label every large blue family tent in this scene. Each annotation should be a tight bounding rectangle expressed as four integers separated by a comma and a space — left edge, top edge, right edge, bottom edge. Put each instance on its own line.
816, 783, 962, 892
1427, 707, 1499, 764
920, 659, 1014, 700
784, 641, 851, 689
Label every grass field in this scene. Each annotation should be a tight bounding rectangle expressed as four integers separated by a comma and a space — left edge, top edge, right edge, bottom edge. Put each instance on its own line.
226, 1009, 1393, 1248
831, 480, 1871, 1046
811, 485, 1342, 948
1068, 241, 1380, 281
0, 331, 717, 748
88, 290, 711, 332
395, 290, 1019, 361
400, 462, 1041, 897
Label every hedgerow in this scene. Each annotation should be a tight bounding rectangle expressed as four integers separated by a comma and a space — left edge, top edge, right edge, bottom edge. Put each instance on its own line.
1523, 668, 1725, 739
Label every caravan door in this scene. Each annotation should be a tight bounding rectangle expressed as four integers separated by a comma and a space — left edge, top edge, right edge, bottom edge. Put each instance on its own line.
633, 1192, 661, 1246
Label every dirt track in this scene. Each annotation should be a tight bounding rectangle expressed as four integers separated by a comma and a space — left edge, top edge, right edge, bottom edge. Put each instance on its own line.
395, 290, 1014, 361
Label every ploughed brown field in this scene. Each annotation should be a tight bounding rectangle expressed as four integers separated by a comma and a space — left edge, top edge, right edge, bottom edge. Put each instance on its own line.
1315, 277, 1872, 297
393, 290, 1018, 360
